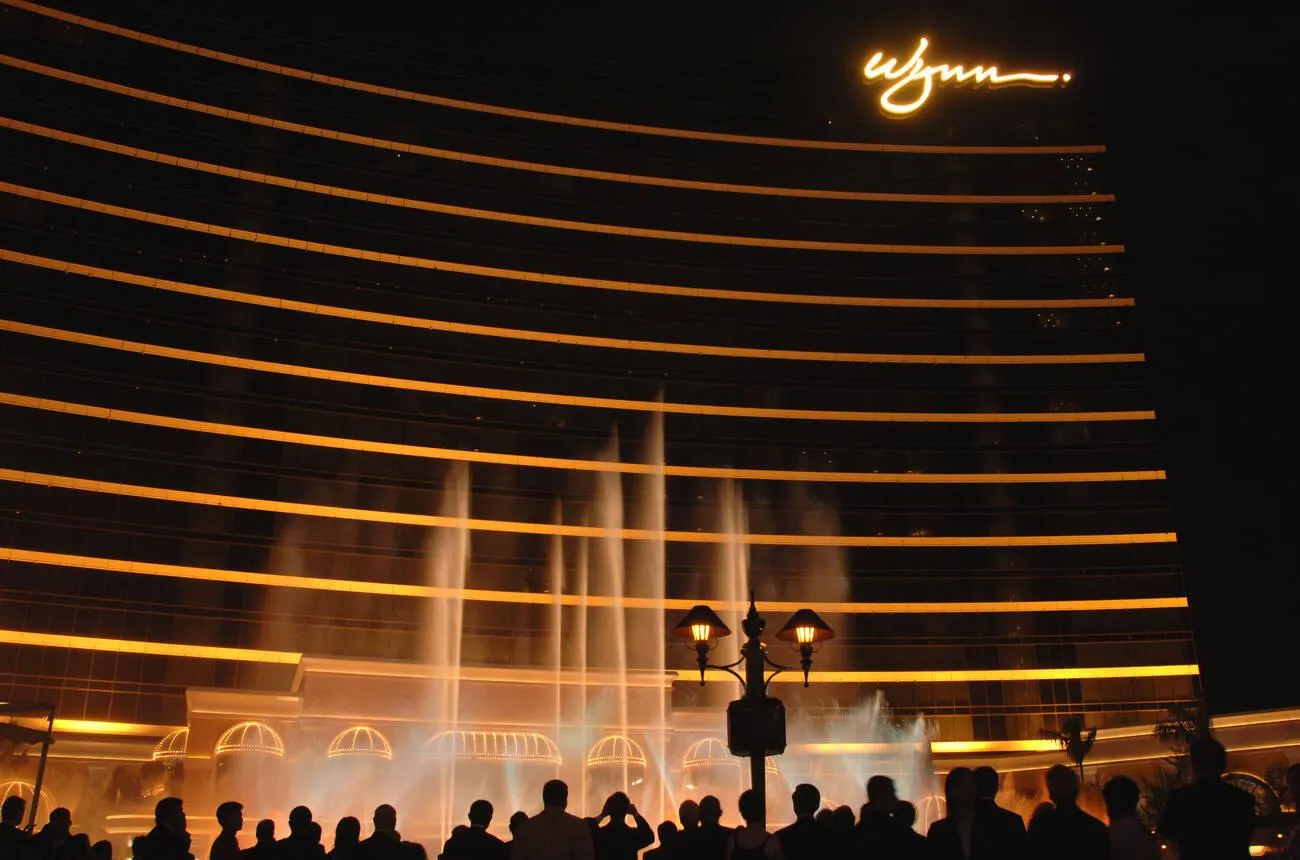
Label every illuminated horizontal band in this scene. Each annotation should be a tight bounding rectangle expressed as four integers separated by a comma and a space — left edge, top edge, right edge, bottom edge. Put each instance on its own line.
0, 629, 301, 664
0, 119, 1123, 257
0, 629, 1195, 683
0, 547, 1191, 613
0, 392, 1168, 484
0, 248, 1141, 366
0, 57, 1109, 206
0, 470, 1178, 547
687, 665, 1199, 683
0, 178, 1119, 258
0, 321, 1157, 423
51, 719, 183, 737
796, 740, 1064, 754
0, 1, 1104, 157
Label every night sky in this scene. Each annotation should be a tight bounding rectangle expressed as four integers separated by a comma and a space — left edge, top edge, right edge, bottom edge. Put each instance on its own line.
68, 0, 1291, 715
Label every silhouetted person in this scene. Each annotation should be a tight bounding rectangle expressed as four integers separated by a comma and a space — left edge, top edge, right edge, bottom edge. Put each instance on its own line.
242, 821, 276, 860
587, 793, 651, 860
1026, 765, 1107, 860
504, 813, 528, 855
677, 795, 728, 860
328, 819, 361, 860
356, 806, 404, 860
210, 802, 243, 860
812, 810, 832, 830
278, 807, 324, 860
643, 822, 677, 860
678, 801, 699, 835
726, 789, 781, 860
55, 834, 91, 860
90, 841, 112, 860
1102, 776, 1157, 860
856, 775, 903, 856
1157, 736, 1255, 860
894, 801, 925, 859
828, 806, 854, 858
973, 765, 1027, 860
510, 780, 593, 860
26, 808, 72, 860
136, 798, 193, 860
1, 795, 27, 860
441, 800, 506, 860
927, 767, 979, 860
774, 784, 827, 860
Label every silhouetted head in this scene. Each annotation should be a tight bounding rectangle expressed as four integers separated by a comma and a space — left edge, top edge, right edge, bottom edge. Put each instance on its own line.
698, 796, 722, 826
866, 775, 898, 808
1031, 801, 1054, 822
372, 805, 397, 836
91, 840, 112, 860
604, 792, 630, 820
215, 801, 243, 833
792, 784, 820, 817
541, 780, 568, 810
814, 808, 833, 828
1102, 775, 1141, 821
333, 817, 361, 849
832, 805, 854, 830
1288, 764, 1300, 804
737, 790, 762, 826
508, 811, 528, 836
255, 820, 275, 844
153, 798, 184, 832
677, 800, 699, 830
1, 796, 25, 826
288, 807, 313, 834
307, 822, 322, 845
467, 800, 493, 829
655, 820, 677, 847
896, 800, 917, 829
944, 767, 977, 813
1189, 736, 1228, 779
973, 766, 1000, 801
59, 833, 91, 860
1045, 764, 1079, 806
48, 808, 72, 834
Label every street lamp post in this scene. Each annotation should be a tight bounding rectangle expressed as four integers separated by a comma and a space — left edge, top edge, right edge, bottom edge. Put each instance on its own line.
672, 594, 833, 829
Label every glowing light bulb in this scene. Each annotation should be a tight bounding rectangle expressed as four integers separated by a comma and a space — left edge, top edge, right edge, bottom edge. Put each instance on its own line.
795, 625, 816, 645
691, 623, 711, 643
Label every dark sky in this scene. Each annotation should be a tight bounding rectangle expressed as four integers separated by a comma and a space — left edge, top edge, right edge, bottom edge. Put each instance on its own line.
106, 0, 1292, 715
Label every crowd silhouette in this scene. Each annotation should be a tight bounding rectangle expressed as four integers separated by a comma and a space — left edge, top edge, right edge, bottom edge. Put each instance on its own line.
2, 738, 1296, 860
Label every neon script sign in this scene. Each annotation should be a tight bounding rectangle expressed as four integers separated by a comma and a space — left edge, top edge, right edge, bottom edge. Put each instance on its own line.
863, 37, 1070, 116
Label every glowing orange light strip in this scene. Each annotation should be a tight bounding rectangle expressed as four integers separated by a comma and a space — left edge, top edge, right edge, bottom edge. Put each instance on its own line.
0, 629, 301, 663
795, 740, 1061, 754
51, 719, 182, 737
0, 2, 1103, 156
0, 321, 1156, 424
0, 547, 1191, 613
0, 393, 1169, 484
0, 120, 1121, 256
0, 178, 1118, 258
0, 471, 1178, 547
0, 62, 1113, 209
0, 628, 1197, 683
0, 249, 1141, 365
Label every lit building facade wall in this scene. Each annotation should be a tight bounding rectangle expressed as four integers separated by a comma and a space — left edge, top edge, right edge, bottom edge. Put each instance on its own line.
0, 0, 1198, 745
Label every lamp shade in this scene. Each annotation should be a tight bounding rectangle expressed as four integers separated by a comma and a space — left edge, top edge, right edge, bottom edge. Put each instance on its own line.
776, 608, 834, 645
671, 605, 731, 643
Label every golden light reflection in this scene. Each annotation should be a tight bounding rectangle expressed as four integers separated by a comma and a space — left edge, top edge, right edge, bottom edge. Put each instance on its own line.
697, 665, 1200, 683
0, 320, 1154, 423
0, 547, 1191, 614
0, 472, 1178, 547
214, 721, 285, 757
326, 726, 393, 761
0, 629, 301, 664
0, 249, 1141, 364
865, 37, 1070, 117
0, 392, 1167, 483
0, 2, 1103, 156
0, 179, 1122, 257
587, 735, 648, 768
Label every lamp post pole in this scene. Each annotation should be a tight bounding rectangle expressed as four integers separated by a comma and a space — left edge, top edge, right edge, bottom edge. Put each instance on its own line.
673, 596, 833, 833
739, 604, 769, 827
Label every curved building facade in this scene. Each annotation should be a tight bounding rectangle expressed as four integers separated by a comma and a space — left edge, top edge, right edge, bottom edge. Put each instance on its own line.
0, 0, 1197, 803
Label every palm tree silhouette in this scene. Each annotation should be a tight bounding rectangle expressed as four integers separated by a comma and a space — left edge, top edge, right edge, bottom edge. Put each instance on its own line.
1039, 715, 1097, 783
